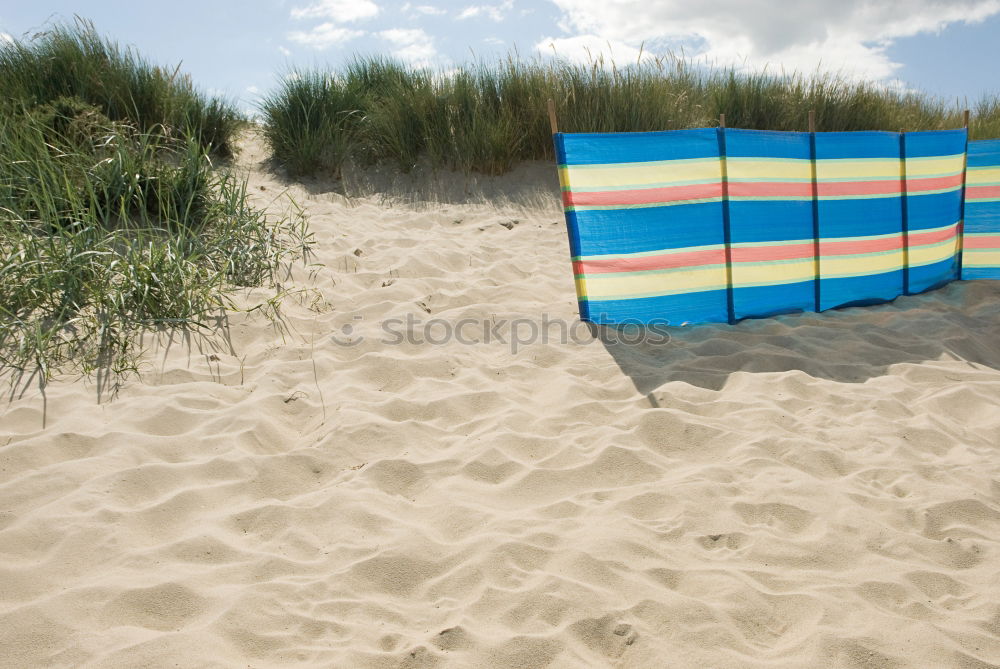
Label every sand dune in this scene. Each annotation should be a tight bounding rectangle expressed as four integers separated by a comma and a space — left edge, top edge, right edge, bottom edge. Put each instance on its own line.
2, 133, 1000, 668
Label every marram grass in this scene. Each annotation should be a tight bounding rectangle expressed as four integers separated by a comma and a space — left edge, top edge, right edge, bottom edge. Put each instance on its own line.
0, 25, 310, 386
0, 18, 241, 155
261, 55, 1000, 178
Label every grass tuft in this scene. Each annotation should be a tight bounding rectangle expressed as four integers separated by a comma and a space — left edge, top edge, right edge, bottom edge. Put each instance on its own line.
261, 54, 1000, 178
0, 24, 310, 386
0, 17, 241, 156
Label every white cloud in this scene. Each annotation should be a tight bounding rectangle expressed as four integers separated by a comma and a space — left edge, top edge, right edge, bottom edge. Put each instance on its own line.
246, 85, 260, 94
403, 3, 446, 15
278, 45, 292, 57
288, 0, 377, 49
0, 33, 13, 44
291, 0, 379, 22
379, 28, 439, 67
457, 0, 513, 21
536, 34, 650, 64
546, 0, 1000, 80
288, 23, 365, 49
484, 36, 505, 45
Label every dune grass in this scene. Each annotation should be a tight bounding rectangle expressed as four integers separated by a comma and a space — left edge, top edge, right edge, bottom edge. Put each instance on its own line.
261, 55, 1000, 177
0, 18, 241, 156
0, 24, 309, 385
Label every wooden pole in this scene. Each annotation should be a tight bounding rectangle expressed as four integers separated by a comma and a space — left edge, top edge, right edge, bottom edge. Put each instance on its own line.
547, 99, 558, 135
808, 110, 815, 133
964, 109, 971, 137
719, 113, 726, 129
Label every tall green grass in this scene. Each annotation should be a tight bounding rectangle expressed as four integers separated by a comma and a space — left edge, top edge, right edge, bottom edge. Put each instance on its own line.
0, 18, 241, 156
261, 55, 1000, 177
0, 25, 309, 384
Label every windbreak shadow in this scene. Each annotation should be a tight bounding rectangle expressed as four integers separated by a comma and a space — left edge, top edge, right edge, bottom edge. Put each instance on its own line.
595, 280, 1000, 396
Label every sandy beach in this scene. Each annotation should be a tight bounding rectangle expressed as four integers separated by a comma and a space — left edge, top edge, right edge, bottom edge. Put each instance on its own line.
2, 132, 1000, 668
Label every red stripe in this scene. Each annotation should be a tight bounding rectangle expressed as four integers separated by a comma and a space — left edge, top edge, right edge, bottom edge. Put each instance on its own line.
577, 227, 959, 275
564, 183, 722, 207
727, 177, 959, 198
967, 185, 1000, 200
731, 242, 815, 263
905, 173, 964, 193
722, 231, 946, 264
817, 180, 902, 197
907, 225, 957, 247
965, 235, 1000, 250
820, 235, 903, 256
728, 182, 812, 198
565, 173, 965, 207
574, 248, 726, 275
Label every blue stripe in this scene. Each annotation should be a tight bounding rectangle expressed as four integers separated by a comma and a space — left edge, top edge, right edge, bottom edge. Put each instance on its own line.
962, 267, 1000, 280
820, 271, 904, 311
729, 200, 816, 243
818, 198, 903, 238
965, 202, 1000, 233
815, 131, 900, 159
733, 281, 814, 321
968, 139, 1000, 167
909, 256, 958, 294
725, 128, 812, 159
585, 289, 730, 325
569, 201, 725, 256
904, 129, 966, 158
558, 128, 719, 165
554, 132, 568, 166
905, 190, 962, 231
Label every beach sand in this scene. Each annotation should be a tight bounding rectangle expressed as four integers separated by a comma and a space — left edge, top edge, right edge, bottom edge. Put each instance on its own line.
2, 132, 1000, 668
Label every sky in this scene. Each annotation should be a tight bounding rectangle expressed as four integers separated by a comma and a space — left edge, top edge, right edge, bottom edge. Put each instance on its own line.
1, 1, 998, 113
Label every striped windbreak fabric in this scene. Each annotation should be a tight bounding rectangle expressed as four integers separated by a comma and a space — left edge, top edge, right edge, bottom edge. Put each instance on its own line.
964, 139, 1000, 279
555, 127, 991, 325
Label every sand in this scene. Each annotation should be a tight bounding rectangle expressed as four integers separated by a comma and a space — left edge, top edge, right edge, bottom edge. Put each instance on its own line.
2, 132, 1000, 668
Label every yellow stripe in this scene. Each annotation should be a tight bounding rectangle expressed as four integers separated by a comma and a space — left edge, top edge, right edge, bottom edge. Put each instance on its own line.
967, 167, 1000, 185
564, 155, 965, 190
905, 155, 965, 178
821, 250, 904, 277
963, 249, 1000, 267
582, 266, 727, 300
909, 239, 959, 267
727, 159, 811, 180
815, 159, 900, 180
562, 159, 721, 189
732, 259, 814, 286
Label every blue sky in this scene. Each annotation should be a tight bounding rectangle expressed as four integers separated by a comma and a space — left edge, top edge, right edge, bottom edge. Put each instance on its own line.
2, 1, 998, 113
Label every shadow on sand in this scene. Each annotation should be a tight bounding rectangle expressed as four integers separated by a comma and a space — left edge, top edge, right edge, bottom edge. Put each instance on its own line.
593, 280, 1000, 401
265, 156, 563, 211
